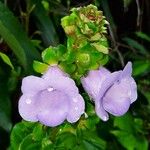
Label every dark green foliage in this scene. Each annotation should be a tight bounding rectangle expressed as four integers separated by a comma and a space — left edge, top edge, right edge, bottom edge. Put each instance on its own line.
0, 2, 40, 73
30, 0, 59, 47
112, 114, 148, 150
0, 0, 150, 149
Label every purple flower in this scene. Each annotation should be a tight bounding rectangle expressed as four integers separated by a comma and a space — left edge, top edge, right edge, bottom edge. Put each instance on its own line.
19, 66, 85, 127
81, 62, 137, 121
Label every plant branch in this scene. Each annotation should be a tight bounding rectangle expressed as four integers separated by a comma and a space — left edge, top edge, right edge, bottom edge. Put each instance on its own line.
136, 0, 142, 30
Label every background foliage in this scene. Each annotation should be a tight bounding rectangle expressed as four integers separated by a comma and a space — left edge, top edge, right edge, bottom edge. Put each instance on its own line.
0, 0, 150, 149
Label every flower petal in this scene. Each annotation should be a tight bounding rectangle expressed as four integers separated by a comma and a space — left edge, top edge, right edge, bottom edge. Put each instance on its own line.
99, 67, 110, 75
45, 76, 79, 97
21, 76, 48, 94
95, 100, 109, 121
81, 67, 110, 100
129, 78, 137, 103
42, 66, 68, 80
18, 94, 38, 121
19, 65, 85, 126
103, 97, 130, 116
102, 81, 131, 116
67, 94, 85, 123
98, 71, 121, 100
120, 62, 132, 79
120, 77, 137, 103
42, 66, 78, 97
37, 90, 69, 127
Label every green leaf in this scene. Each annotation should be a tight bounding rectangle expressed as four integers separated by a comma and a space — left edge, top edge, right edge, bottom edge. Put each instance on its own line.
112, 114, 148, 150
112, 131, 148, 150
10, 121, 36, 150
123, 37, 148, 55
98, 54, 109, 66
0, 63, 12, 132
32, 124, 45, 141
122, 0, 132, 10
86, 115, 100, 130
82, 131, 106, 150
55, 132, 77, 149
10, 121, 54, 150
33, 61, 49, 74
7, 69, 21, 92
0, 111, 12, 132
42, 45, 67, 65
0, 84, 12, 131
0, 2, 40, 72
133, 60, 150, 76
41, 138, 53, 150
42, 47, 58, 65
19, 134, 41, 150
42, 1, 49, 11
135, 32, 150, 42
59, 62, 76, 74
134, 118, 144, 133
91, 43, 109, 54
31, 39, 43, 50
0, 52, 14, 69
113, 113, 133, 133
31, 0, 59, 46
63, 51, 76, 64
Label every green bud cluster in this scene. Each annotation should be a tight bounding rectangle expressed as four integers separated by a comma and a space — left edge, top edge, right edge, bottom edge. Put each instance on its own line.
33, 5, 109, 81
61, 4, 109, 53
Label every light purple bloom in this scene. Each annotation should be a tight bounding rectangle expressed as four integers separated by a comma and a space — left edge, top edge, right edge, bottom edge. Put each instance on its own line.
19, 66, 85, 127
81, 62, 137, 121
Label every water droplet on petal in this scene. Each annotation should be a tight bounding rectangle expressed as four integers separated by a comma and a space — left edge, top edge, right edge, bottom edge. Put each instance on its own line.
103, 116, 108, 121
47, 87, 54, 92
26, 98, 32, 104
75, 107, 78, 110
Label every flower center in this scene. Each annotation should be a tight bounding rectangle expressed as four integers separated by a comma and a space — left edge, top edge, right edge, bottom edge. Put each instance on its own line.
38, 89, 69, 112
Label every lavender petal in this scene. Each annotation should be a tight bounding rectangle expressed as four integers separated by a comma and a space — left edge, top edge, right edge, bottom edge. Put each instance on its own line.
42, 66, 68, 80
81, 68, 110, 100
120, 62, 132, 79
21, 76, 47, 94
67, 94, 85, 123
102, 81, 131, 116
18, 94, 38, 121
37, 90, 69, 127
95, 100, 109, 121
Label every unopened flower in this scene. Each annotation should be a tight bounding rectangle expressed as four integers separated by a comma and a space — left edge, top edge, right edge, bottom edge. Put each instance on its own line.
19, 66, 85, 127
81, 62, 137, 121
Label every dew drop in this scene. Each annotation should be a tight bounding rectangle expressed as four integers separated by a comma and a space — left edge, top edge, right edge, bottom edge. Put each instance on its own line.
26, 98, 31, 104
47, 87, 54, 92
75, 107, 78, 110
103, 116, 108, 121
